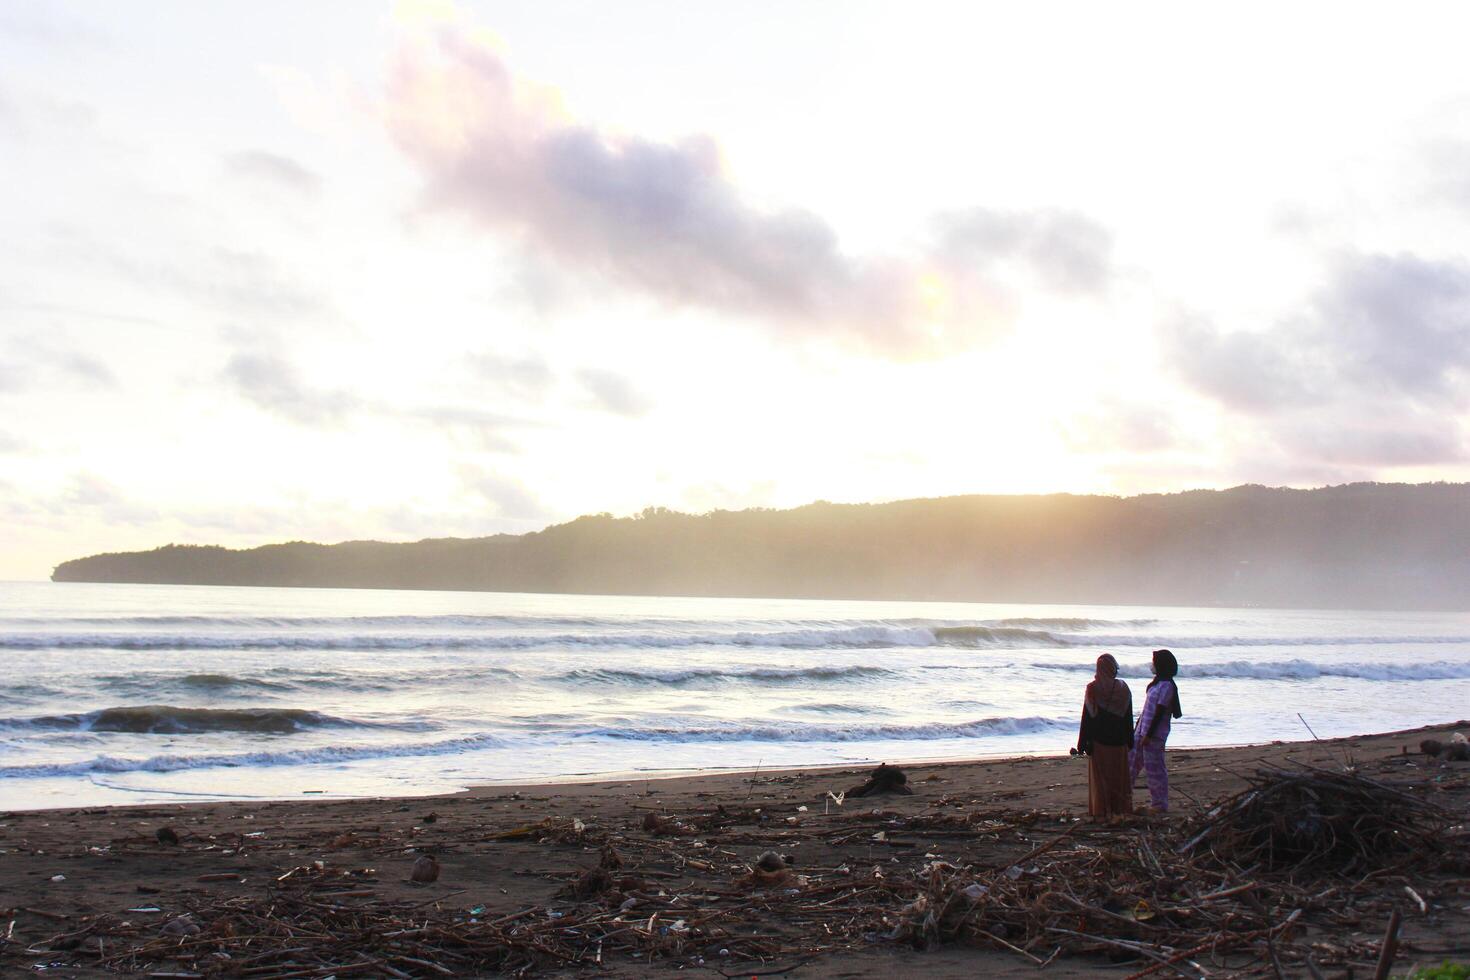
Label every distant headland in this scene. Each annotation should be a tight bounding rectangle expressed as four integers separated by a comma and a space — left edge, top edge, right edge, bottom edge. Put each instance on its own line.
50, 483, 1470, 611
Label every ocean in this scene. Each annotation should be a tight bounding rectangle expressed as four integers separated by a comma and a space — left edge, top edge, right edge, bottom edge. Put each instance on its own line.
3, 581, 1468, 811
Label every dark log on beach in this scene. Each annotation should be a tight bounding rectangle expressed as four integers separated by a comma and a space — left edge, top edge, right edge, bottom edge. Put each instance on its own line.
847, 763, 914, 797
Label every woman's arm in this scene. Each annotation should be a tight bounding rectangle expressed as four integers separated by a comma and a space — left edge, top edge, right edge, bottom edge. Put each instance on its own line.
1144, 682, 1172, 739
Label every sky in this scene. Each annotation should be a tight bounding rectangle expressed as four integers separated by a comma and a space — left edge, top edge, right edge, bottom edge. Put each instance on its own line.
3, 1, 1470, 580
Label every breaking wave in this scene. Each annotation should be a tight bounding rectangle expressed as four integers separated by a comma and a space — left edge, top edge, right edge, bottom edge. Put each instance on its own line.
97, 673, 296, 694
3, 705, 429, 735
559, 665, 896, 686
0, 715, 1067, 779
10, 622, 1470, 653
989, 617, 1157, 629
581, 715, 1069, 744
0, 732, 508, 779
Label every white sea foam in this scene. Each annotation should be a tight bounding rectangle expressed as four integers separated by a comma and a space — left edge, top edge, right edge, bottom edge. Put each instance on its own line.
1, 705, 435, 734
0, 732, 510, 779
579, 715, 1069, 743
8, 622, 1470, 652
560, 665, 896, 686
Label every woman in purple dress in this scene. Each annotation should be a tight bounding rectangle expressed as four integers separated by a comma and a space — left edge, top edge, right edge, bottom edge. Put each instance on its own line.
1130, 648, 1183, 813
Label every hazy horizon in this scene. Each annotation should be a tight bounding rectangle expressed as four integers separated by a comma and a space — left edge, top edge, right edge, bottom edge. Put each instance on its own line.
5, 2, 1470, 580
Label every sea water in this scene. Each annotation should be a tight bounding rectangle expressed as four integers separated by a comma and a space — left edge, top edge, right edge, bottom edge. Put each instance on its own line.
2, 581, 1468, 810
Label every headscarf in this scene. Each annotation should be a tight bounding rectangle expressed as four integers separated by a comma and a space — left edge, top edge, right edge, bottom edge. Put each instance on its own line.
1085, 653, 1130, 716
1147, 648, 1183, 718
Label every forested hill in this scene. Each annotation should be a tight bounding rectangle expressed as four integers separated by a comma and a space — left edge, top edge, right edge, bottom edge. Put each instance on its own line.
50, 483, 1470, 610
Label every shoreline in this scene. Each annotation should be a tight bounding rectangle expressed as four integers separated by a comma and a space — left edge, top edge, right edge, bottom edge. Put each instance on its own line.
4, 729, 1419, 816
4, 721, 1467, 977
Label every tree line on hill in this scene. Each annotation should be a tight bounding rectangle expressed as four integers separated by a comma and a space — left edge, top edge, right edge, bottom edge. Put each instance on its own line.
50, 483, 1470, 610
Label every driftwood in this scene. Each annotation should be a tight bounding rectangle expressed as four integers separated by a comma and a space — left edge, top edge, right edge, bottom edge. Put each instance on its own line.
1179, 764, 1455, 873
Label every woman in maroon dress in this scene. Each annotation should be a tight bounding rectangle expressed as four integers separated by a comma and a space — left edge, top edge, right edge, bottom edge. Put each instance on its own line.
1076, 653, 1133, 820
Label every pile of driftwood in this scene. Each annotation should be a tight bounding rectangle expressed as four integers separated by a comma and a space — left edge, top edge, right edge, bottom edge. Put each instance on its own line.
5, 764, 1465, 978
1180, 764, 1459, 874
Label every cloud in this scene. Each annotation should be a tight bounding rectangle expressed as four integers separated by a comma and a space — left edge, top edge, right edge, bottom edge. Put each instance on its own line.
933, 208, 1113, 296
456, 464, 547, 520
576, 368, 650, 417
0, 337, 117, 393
0, 361, 24, 393
60, 472, 160, 525
0, 2, 105, 48
1421, 137, 1470, 212
466, 351, 554, 399
1163, 314, 1323, 414
409, 404, 525, 452
220, 340, 529, 449
225, 150, 323, 196
46, 348, 115, 386
222, 351, 361, 426
1164, 252, 1470, 467
383, 23, 1113, 356
1058, 399, 1178, 454
0, 430, 26, 454
0, 82, 99, 140
1316, 253, 1470, 395
45, 226, 332, 322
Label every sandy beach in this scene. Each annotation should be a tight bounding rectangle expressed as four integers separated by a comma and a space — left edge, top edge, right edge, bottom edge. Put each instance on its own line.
3, 722, 1468, 978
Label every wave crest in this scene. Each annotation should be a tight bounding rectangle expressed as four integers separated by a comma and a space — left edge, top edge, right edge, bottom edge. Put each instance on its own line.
560, 665, 895, 686
5, 705, 419, 735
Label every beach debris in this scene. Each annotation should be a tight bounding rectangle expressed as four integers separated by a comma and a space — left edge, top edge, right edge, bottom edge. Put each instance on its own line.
421, 811, 439, 824
1420, 737, 1470, 762
560, 865, 615, 900
847, 763, 913, 797
741, 849, 792, 888
8, 752, 1466, 980
410, 854, 441, 883
640, 811, 697, 836
155, 826, 180, 846
755, 850, 786, 872
1180, 764, 1455, 872
160, 915, 200, 938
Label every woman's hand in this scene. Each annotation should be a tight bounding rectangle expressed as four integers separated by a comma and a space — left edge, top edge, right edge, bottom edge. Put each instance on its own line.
1139, 736, 1152, 748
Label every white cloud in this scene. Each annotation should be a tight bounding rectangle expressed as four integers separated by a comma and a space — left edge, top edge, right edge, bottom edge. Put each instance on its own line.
1164, 252, 1470, 468
383, 23, 1114, 357
576, 368, 650, 418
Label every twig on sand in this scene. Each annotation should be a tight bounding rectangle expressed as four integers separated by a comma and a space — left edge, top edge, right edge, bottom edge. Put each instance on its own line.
743, 759, 764, 802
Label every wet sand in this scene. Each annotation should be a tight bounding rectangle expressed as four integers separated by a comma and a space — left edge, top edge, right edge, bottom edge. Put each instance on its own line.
3, 722, 1468, 977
